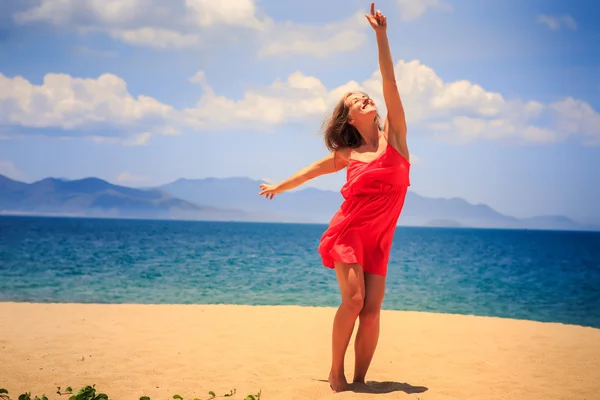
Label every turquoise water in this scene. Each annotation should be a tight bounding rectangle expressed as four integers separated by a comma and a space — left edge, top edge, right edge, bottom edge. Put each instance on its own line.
1, 216, 599, 328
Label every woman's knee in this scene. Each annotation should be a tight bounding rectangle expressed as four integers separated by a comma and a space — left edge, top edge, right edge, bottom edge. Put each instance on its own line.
359, 273, 385, 323
341, 289, 365, 314
335, 262, 366, 314
358, 304, 381, 324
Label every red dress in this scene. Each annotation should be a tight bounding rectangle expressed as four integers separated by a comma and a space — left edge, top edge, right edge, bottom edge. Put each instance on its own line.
318, 139, 411, 276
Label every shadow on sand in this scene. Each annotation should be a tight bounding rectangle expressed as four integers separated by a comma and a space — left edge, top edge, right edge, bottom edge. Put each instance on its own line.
349, 381, 429, 395
313, 379, 428, 395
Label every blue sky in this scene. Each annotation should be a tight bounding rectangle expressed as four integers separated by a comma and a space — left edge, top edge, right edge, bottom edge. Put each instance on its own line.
0, 0, 598, 223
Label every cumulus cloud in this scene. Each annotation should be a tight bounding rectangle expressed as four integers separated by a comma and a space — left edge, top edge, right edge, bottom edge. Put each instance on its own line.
537, 14, 577, 31
12, 0, 437, 57
116, 171, 149, 183
409, 153, 421, 164
0, 160, 27, 180
109, 28, 201, 49
181, 69, 373, 130
0, 72, 176, 142
1, 60, 599, 146
395, 0, 452, 21
258, 12, 369, 58
12, 0, 267, 50
354, 60, 599, 144
14, 0, 267, 29
12, 0, 369, 57
93, 132, 152, 146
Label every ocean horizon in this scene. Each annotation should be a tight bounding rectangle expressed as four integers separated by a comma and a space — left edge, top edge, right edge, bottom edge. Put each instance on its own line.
1, 215, 599, 329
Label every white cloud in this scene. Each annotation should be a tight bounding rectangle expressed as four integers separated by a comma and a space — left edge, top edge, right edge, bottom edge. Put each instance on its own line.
16, 1, 449, 57
109, 28, 201, 49
188, 71, 207, 85
175, 61, 600, 145
14, 0, 268, 29
2, 60, 599, 146
91, 132, 152, 146
12, 0, 367, 57
116, 171, 149, 183
395, 0, 452, 21
121, 132, 152, 146
181, 70, 359, 128
258, 12, 369, 58
0, 72, 176, 143
549, 97, 600, 145
12, 0, 266, 50
537, 14, 577, 31
409, 153, 421, 164
184, 0, 267, 30
0, 160, 27, 180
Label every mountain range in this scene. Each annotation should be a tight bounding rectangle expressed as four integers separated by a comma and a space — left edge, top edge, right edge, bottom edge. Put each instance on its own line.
0, 174, 597, 231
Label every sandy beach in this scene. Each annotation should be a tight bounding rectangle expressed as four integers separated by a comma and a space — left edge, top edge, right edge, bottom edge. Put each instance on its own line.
1, 303, 599, 400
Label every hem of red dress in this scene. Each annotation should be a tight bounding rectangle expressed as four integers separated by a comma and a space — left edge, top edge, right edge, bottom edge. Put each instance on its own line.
320, 249, 388, 277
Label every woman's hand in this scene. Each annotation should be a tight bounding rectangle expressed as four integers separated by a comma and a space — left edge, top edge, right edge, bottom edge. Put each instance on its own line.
258, 183, 283, 200
365, 2, 387, 31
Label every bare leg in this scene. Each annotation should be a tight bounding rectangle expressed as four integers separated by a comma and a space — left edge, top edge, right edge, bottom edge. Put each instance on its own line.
353, 272, 386, 384
329, 262, 365, 393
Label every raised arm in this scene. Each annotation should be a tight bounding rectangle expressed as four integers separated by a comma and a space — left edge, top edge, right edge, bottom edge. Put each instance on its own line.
365, 2, 409, 160
258, 150, 349, 200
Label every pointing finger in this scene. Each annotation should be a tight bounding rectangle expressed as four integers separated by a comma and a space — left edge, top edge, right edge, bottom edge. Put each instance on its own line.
370, 2, 375, 16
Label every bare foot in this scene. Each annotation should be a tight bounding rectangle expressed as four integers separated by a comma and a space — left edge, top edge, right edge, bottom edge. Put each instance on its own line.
329, 372, 350, 393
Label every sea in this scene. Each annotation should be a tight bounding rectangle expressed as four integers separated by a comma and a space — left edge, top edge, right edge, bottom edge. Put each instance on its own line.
1, 215, 599, 329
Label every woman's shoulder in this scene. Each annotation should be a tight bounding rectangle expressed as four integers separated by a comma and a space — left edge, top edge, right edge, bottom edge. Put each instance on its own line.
334, 147, 352, 161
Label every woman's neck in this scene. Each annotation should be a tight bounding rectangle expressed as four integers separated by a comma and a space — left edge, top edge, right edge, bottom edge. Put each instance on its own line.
356, 121, 380, 148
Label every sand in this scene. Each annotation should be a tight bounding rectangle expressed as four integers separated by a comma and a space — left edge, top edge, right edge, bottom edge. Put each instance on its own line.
1, 303, 599, 400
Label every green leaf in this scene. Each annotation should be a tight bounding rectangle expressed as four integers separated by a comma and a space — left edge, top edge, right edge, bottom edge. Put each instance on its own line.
18, 393, 31, 400
71, 385, 95, 400
67, 387, 73, 393
94, 394, 108, 400
139, 397, 151, 400
0, 389, 8, 394
173, 395, 183, 400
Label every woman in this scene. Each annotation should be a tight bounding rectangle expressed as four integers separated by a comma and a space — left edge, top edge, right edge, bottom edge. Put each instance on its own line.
258, 2, 410, 393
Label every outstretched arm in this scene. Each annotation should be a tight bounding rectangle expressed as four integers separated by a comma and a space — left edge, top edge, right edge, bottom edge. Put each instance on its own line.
365, 3, 409, 160
258, 150, 349, 199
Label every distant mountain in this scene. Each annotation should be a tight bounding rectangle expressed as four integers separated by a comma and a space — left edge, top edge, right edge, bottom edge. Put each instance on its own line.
424, 219, 465, 228
158, 177, 593, 231
160, 177, 343, 222
516, 215, 583, 231
0, 175, 251, 221
1, 174, 595, 231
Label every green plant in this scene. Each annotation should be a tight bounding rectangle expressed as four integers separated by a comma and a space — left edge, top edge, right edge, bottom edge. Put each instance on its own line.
0, 389, 49, 400
0, 385, 262, 400
164, 388, 262, 400
60, 385, 107, 400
